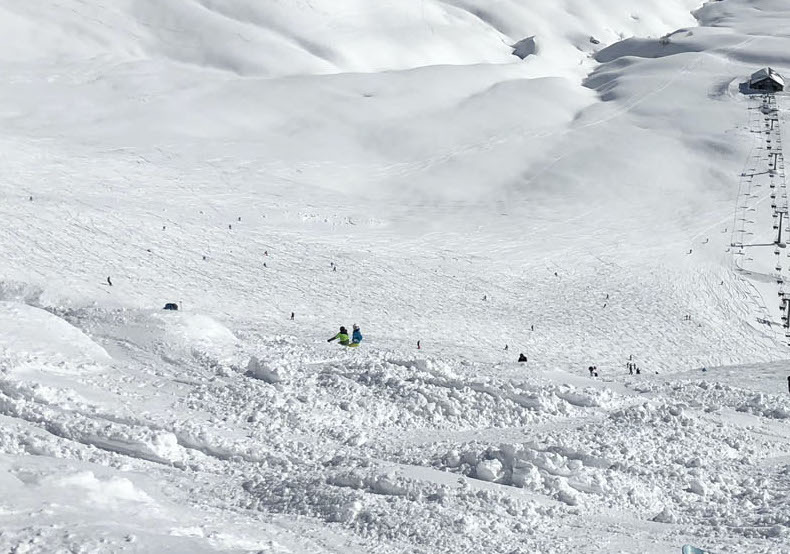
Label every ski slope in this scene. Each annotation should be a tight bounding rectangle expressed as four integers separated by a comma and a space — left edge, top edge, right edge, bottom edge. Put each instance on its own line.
1, 0, 790, 553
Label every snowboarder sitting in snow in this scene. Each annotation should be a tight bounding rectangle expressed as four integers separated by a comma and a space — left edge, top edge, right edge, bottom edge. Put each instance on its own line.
349, 324, 363, 347
328, 326, 350, 346
518, 353, 528, 363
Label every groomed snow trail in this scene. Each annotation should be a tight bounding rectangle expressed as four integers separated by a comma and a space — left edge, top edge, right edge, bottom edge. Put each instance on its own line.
1, 0, 790, 553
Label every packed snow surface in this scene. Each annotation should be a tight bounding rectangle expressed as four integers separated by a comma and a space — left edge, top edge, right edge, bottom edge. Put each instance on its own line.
1, 0, 790, 552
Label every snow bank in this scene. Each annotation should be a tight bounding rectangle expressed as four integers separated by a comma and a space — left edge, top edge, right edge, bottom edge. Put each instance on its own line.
152, 312, 239, 366
108, 310, 241, 368
38, 470, 154, 506
0, 301, 110, 374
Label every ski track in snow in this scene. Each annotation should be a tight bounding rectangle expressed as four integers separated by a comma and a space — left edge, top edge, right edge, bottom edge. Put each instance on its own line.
1, 0, 790, 553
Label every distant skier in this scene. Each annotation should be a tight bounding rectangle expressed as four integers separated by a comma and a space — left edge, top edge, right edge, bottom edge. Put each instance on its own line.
483, 295, 487, 301
518, 353, 527, 363
687, 249, 692, 255
417, 340, 421, 349
350, 324, 363, 347
531, 324, 534, 331
107, 276, 113, 287
636, 366, 641, 375
628, 363, 634, 375
327, 326, 350, 346
588, 366, 594, 377
504, 344, 509, 351
290, 312, 295, 321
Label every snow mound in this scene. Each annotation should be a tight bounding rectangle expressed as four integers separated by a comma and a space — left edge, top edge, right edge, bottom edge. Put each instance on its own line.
107, 310, 241, 368
246, 356, 284, 384
38, 470, 154, 506
0, 301, 110, 374
594, 33, 703, 63
152, 312, 239, 365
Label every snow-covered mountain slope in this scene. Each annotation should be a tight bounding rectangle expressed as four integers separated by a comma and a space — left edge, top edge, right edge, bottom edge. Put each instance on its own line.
2, 0, 701, 76
1, 0, 790, 552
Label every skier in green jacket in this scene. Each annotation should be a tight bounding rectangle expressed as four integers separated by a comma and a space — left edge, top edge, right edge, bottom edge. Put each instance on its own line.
327, 326, 350, 346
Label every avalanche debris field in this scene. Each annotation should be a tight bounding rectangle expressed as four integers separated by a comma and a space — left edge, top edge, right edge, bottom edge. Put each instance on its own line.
1, 1, 790, 553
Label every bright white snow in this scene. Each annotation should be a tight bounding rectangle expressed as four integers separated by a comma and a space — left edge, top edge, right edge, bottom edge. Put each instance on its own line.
1, 0, 790, 553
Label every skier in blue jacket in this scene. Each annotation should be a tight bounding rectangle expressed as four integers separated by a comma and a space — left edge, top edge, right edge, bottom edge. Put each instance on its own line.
350, 324, 363, 347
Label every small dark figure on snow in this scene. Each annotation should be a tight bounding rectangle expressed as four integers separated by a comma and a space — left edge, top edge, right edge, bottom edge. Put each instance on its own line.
263, 262, 267, 268
417, 340, 421, 350
264, 250, 268, 256
628, 363, 634, 375
228, 224, 232, 230
636, 367, 641, 375
107, 276, 113, 287
202, 255, 207, 261
29, 196, 33, 201
531, 324, 534, 332
483, 295, 487, 301
290, 312, 295, 321
333, 265, 337, 272
504, 344, 509, 351
588, 366, 594, 377
518, 353, 528, 363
